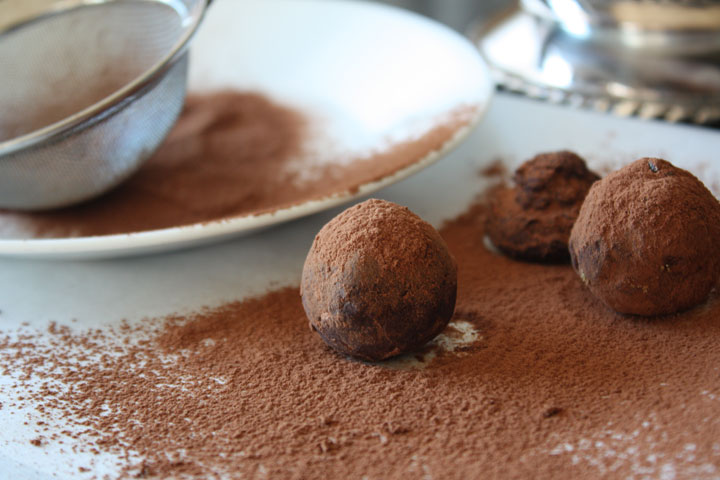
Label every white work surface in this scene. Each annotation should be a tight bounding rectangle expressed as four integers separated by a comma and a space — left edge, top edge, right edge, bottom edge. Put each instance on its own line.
1, 94, 720, 478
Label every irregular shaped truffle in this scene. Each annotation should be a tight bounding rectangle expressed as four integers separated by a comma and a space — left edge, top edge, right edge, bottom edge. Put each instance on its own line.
486, 151, 599, 262
569, 158, 720, 316
301, 199, 457, 361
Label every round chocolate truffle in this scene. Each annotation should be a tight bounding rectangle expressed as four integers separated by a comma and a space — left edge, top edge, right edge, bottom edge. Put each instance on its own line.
569, 158, 720, 316
486, 151, 599, 262
301, 199, 457, 361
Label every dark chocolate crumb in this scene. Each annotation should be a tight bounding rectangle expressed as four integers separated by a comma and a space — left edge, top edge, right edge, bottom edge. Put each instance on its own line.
480, 160, 507, 178
542, 407, 563, 418
30, 437, 45, 447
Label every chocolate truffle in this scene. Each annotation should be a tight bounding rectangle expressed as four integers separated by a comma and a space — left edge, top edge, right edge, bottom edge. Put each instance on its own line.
300, 199, 457, 361
569, 158, 720, 316
486, 151, 599, 262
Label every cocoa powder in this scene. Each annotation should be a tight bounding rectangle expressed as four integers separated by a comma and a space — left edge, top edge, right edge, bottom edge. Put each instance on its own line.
1, 199, 719, 479
0, 91, 475, 238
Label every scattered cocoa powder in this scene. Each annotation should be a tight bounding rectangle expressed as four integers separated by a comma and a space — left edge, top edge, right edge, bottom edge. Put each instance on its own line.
479, 159, 507, 179
0, 91, 476, 238
1, 198, 720, 479
29, 436, 45, 447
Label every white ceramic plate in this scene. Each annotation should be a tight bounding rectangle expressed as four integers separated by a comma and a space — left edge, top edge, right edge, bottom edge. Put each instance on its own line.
0, 0, 493, 259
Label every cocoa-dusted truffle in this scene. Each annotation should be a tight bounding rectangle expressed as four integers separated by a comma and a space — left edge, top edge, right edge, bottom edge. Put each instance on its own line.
300, 199, 457, 361
486, 151, 599, 262
569, 158, 720, 316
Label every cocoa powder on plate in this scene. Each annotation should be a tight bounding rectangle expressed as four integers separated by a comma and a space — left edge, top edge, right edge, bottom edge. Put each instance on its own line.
1, 199, 719, 479
0, 91, 475, 238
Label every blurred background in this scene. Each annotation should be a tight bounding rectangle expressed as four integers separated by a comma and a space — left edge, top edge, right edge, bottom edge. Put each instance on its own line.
374, 0, 720, 126
373, 0, 509, 32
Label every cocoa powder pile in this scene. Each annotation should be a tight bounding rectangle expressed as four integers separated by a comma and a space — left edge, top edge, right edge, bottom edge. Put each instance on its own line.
1, 199, 720, 479
0, 91, 474, 238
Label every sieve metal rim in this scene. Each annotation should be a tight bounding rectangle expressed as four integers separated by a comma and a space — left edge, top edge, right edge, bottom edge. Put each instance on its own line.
0, 0, 208, 157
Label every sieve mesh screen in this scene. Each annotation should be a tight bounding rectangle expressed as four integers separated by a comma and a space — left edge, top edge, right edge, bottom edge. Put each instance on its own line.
0, 1, 185, 141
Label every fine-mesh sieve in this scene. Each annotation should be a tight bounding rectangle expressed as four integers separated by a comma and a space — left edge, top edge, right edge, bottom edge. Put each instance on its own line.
0, 0, 209, 210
